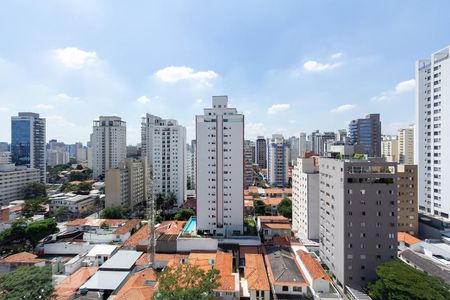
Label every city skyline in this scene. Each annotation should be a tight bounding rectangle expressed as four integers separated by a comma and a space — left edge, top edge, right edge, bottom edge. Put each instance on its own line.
1, 1, 450, 144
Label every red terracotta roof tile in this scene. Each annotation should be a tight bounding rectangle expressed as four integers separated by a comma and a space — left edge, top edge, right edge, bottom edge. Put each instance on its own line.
398, 232, 421, 245
297, 250, 331, 281
244, 254, 270, 291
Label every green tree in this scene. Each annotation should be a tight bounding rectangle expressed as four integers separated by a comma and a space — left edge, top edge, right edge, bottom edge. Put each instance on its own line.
77, 181, 92, 192
154, 263, 220, 300
174, 208, 195, 221
23, 196, 47, 216
101, 206, 130, 219
164, 192, 177, 209
365, 260, 450, 300
156, 192, 165, 210
23, 182, 47, 199
254, 199, 267, 216
55, 206, 70, 221
26, 218, 59, 246
277, 197, 292, 218
0, 265, 53, 300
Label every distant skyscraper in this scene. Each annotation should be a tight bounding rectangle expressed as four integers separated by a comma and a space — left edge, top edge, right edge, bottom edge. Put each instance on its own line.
299, 132, 307, 158
267, 134, 289, 187
0, 142, 10, 152
288, 136, 300, 165
398, 125, 414, 165
256, 136, 267, 169
381, 135, 399, 162
336, 129, 347, 143
11, 112, 46, 182
141, 114, 186, 206
319, 157, 397, 287
416, 46, 450, 218
348, 113, 382, 157
244, 140, 254, 189
91, 116, 127, 179
196, 96, 244, 235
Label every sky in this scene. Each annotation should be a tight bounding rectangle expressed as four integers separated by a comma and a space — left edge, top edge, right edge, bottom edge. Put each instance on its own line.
0, 0, 449, 145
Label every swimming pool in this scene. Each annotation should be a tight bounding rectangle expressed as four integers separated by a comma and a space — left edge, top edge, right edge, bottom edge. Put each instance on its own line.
183, 216, 197, 233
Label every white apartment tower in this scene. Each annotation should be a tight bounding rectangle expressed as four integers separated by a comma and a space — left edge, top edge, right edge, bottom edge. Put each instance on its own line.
398, 125, 414, 165
381, 135, 399, 162
92, 116, 127, 179
416, 46, 450, 218
196, 96, 244, 236
292, 156, 320, 241
267, 134, 289, 187
141, 114, 186, 207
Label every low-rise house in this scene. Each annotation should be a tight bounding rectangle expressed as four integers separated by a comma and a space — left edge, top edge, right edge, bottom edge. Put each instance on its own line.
264, 246, 309, 297
113, 268, 158, 299
243, 254, 270, 300
257, 216, 291, 240
49, 193, 99, 217
398, 232, 422, 250
261, 198, 283, 215
0, 252, 46, 272
53, 267, 98, 300
86, 244, 118, 266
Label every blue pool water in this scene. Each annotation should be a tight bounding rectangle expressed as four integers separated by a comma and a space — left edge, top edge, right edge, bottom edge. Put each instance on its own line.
183, 217, 197, 233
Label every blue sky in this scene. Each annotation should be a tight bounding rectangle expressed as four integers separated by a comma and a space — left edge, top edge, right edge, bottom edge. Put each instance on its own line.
0, 0, 449, 144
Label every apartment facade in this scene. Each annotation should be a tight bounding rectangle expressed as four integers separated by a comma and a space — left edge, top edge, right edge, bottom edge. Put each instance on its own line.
196, 96, 244, 236
292, 156, 320, 241
348, 114, 382, 157
256, 136, 267, 169
0, 164, 40, 206
11, 112, 46, 182
244, 140, 254, 189
319, 158, 397, 288
416, 46, 450, 218
397, 165, 418, 236
288, 136, 299, 165
141, 114, 186, 206
105, 157, 150, 209
267, 134, 289, 187
381, 135, 399, 162
91, 116, 127, 179
398, 125, 415, 165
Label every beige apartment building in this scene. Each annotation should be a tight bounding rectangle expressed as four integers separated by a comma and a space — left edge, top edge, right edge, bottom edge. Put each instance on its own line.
397, 165, 418, 236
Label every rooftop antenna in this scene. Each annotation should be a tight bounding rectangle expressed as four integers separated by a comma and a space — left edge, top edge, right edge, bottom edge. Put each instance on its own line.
147, 169, 156, 268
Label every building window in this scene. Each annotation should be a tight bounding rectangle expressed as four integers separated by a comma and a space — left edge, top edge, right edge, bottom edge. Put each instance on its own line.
282, 286, 289, 292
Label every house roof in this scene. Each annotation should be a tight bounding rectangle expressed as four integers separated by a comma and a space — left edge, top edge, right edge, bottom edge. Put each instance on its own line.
80, 271, 129, 291
398, 232, 421, 245
297, 250, 331, 281
240, 246, 259, 259
258, 215, 289, 222
136, 253, 189, 266
264, 246, 308, 287
123, 221, 186, 248
214, 252, 236, 292
115, 268, 158, 300
272, 236, 292, 246
53, 267, 98, 300
262, 198, 283, 206
0, 252, 43, 264
244, 254, 270, 291
66, 218, 127, 227
264, 188, 292, 194
113, 219, 140, 235
400, 249, 450, 284
262, 223, 292, 230
86, 245, 118, 257
100, 250, 142, 270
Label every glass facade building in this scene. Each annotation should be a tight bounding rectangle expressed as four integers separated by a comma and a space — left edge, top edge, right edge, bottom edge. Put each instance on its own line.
348, 114, 381, 157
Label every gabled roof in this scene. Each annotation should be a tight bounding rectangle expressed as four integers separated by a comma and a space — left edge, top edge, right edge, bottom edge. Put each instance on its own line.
264, 246, 308, 287
398, 232, 421, 245
297, 250, 331, 281
123, 220, 186, 248
244, 254, 270, 291
0, 252, 43, 264
115, 268, 158, 300
53, 267, 98, 300
258, 215, 289, 222
214, 252, 236, 292
262, 223, 291, 230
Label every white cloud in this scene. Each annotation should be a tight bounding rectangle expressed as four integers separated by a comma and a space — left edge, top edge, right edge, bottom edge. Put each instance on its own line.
35, 103, 54, 110
331, 104, 355, 113
54, 47, 97, 69
245, 122, 267, 139
371, 79, 416, 102
154, 66, 218, 84
137, 95, 150, 104
45, 115, 75, 127
0, 107, 9, 112
55, 93, 80, 102
268, 103, 290, 114
331, 52, 343, 59
304, 60, 342, 72
195, 98, 203, 104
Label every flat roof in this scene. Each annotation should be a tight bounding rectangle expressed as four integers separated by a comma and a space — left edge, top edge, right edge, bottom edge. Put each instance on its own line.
80, 271, 129, 291
401, 249, 450, 284
86, 244, 118, 257
100, 250, 142, 270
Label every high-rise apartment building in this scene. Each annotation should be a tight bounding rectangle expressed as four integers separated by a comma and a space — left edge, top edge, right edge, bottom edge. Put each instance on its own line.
47, 150, 70, 167
141, 114, 186, 206
416, 46, 450, 218
186, 140, 196, 191
299, 132, 307, 158
319, 157, 397, 287
244, 140, 254, 189
397, 165, 418, 236
105, 157, 150, 209
11, 112, 46, 182
0, 163, 40, 206
337, 129, 347, 143
348, 114, 382, 157
196, 96, 244, 236
398, 125, 414, 165
267, 134, 289, 187
288, 136, 300, 165
256, 136, 267, 169
91, 116, 127, 179
381, 135, 399, 162
292, 156, 320, 241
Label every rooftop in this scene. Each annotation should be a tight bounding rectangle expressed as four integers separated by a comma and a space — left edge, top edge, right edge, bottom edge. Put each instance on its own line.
262, 197, 283, 206
297, 250, 331, 281
114, 268, 158, 300
0, 252, 43, 264
244, 254, 270, 291
398, 232, 421, 245
400, 249, 450, 284
258, 215, 289, 222
264, 246, 308, 286
80, 270, 129, 291
86, 244, 118, 257
53, 267, 98, 300
262, 223, 292, 230
123, 220, 186, 248
99, 250, 142, 270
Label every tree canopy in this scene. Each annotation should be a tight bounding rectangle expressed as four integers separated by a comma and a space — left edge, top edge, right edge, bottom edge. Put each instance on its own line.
277, 197, 292, 218
101, 206, 131, 219
0, 218, 59, 248
174, 208, 195, 221
253, 199, 267, 216
0, 265, 53, 299
365, 260, 450, 300
23, 182, 47, 199
154, 263, 220, 300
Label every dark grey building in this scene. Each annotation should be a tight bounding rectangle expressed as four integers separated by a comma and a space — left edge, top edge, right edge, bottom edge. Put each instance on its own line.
348, 113, 382, 157
256, 136, 267, 169
11, 112, 46, 182
319, 157, 397, 288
